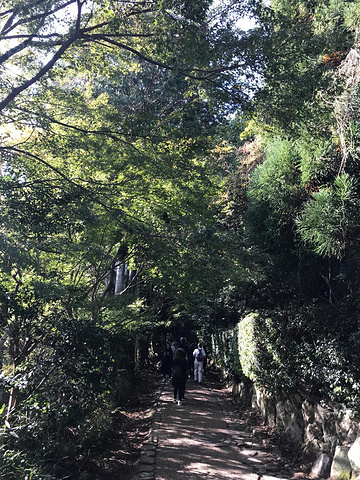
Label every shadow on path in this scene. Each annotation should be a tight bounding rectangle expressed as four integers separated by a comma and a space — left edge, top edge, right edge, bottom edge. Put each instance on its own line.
136, 375, 308, 480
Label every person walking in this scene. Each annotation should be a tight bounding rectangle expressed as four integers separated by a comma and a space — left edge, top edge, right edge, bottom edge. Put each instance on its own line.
179, 337, 189, 361
160, 342, 173, 382
203, 345, 208, 377
193, 343, 206, 384
172, 348, 189, 405
188, 342, 195, 377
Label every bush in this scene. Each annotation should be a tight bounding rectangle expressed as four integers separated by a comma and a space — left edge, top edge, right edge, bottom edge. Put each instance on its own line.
209, 327, 243, 380
0, 316, 136, 479
237, 303, 360, 411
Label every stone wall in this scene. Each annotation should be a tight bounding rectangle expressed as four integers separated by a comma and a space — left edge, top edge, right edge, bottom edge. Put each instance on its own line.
232, 379, 359, 464
209, 320, 360, 478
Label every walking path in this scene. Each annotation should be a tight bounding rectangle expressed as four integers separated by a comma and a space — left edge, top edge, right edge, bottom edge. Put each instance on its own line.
132, 374, 307, 480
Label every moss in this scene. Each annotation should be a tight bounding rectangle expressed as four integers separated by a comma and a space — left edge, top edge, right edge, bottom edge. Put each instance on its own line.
337, 471, 351, 480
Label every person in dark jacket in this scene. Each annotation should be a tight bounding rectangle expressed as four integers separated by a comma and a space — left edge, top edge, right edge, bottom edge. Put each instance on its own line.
172, 347, 189, 405
179, 337, 190, 361
188, 342, 195, 376
202, 345, 208, 377
160, 342, 173, 382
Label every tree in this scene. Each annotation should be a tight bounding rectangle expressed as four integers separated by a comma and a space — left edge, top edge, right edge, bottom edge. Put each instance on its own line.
208, 0, 360, 414
0, 2, 260, 476
0, 0, 254, 115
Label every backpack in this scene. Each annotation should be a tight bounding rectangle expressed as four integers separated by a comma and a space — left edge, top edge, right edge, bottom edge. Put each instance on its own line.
197, 348, 203, 362
173, 363, 183, 379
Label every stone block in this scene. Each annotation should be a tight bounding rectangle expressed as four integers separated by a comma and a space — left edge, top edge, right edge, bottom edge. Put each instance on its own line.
322, 436, 339, 454
140, 456, 155, 465
275, 396, 305, 445
138, 464, 155, 473
311, 452, 332, 479
348, 435, 360, 476
262, 476, 289, 480
306, 423, 323, 444
141, 450, 155, 457
138, 473, 155, 480
331, 407, 356, 443
302, 399, 315, 424
302, 441, 320, 463
330, 446, 351, 479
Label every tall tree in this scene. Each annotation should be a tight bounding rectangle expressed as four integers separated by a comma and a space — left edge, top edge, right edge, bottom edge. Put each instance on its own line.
0, 0, 253, 115
0, 2, 258, 477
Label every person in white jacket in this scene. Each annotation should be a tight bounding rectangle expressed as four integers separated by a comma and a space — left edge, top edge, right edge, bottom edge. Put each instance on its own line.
193, 343, 206, 384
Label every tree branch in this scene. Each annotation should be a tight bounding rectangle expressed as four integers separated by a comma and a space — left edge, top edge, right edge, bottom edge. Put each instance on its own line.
1, 0, 76, 36
0, 34, 79, 112
0, 34, 38, 65
81, 33, 243, 80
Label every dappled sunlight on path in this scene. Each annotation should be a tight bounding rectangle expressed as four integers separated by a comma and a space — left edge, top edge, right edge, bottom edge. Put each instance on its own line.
132, 373, 308, 480
153, 377, 264, 480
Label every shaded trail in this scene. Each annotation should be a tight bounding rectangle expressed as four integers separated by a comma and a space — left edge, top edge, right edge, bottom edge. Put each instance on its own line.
132, 374, 307, 480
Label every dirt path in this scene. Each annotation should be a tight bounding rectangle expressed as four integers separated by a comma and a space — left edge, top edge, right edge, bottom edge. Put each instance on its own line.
131, 373, 309, 480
